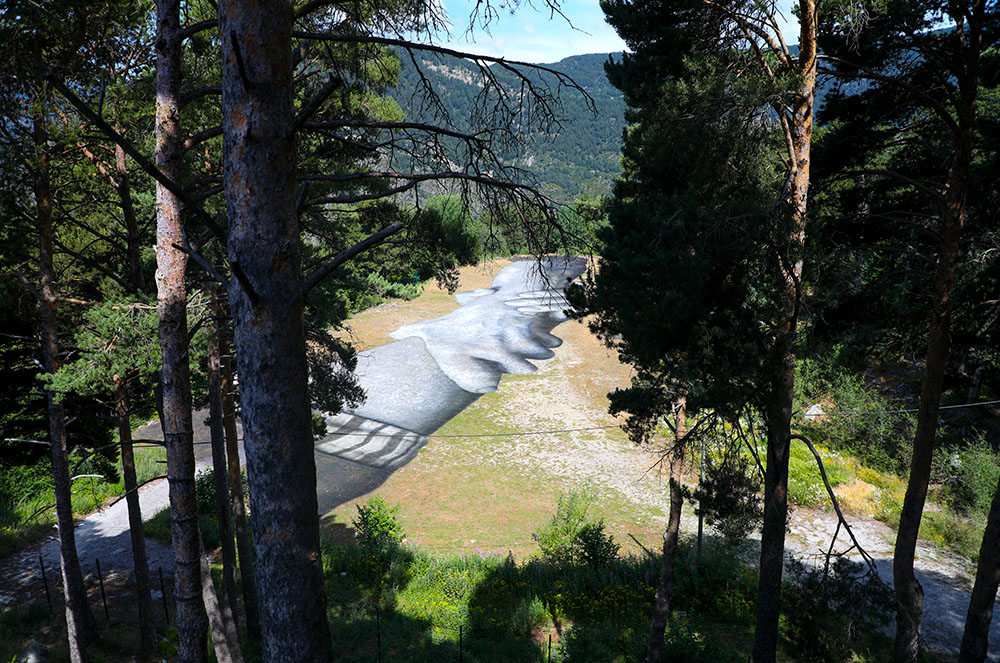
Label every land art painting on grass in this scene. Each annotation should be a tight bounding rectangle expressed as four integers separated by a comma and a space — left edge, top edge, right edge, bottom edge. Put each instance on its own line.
315, 257, 587, 470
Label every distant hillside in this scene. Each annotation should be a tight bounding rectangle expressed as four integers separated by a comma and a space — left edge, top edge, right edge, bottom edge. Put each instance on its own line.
392, 51, 626, 202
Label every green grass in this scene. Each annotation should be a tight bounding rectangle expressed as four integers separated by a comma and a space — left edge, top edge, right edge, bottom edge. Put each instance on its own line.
0, 444, 166, 560
322, 537, 758, 663
787, 440, 855, 507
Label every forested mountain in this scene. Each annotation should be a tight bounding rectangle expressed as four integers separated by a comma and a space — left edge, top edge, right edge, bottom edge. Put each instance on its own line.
393, 51, 626, 201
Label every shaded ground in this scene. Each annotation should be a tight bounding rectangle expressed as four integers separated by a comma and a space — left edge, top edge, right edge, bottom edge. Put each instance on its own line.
3, 260, 997, 660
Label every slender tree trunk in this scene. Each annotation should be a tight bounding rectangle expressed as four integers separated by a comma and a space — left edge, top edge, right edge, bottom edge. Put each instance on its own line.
114, 142, 145, 293
219, 3, 332, 660
154, 1, 207, 660
644, 398, 686, 663
752, 4, 815, 661
893, 130, 971, 663
114, 377, 155, 653
959, 471, 1000, 663
217, 297, 260, 639
200, 535, 243, 663
206, 283, 240, 626
34, 102, 98, 663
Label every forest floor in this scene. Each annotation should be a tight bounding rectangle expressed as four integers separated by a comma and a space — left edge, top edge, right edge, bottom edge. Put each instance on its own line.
2, 260, 997, 661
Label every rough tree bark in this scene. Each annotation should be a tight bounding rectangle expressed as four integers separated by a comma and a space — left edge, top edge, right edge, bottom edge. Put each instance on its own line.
219, 2, 332, 661
154, 0, 208, 660
217, 293, 260, 638
958, 470, 1000, 663
35, 100, 98, 663
206, 283, 239, 626
893, 128, 972, 663
114, 376, 155, 653
752, 2, 816, 661
644, 398, 687, 663
959, 472, 1000, 662
200, 538, 243, 663
114, 142, 145, 293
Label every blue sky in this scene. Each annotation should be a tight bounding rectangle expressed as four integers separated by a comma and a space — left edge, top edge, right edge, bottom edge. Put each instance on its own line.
437, 0, 800, 64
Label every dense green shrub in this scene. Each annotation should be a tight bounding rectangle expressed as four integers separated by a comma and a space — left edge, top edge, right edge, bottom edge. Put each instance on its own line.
671, 543, 758, 624
950, 435, 1000, 523
573, 521, 621, 568
532, 489, 592, 563
818, 373, 915, 474
353, 495, 405, 554
532, 488, 619, 566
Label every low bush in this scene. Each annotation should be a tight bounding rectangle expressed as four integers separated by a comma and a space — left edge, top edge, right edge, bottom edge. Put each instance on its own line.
532, 487, 620, 567
921, 510, 983, 563
353, 495, 405, 555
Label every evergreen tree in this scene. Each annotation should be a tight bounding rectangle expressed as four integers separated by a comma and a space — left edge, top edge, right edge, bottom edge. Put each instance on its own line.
818, 4, 999, 658
575, 0, 824, 659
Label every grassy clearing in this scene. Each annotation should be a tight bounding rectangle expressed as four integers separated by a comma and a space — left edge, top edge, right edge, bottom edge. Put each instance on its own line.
324, 261, 667, 558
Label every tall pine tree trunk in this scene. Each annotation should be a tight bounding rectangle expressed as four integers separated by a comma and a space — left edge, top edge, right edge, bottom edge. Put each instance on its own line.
114, 143, 145, 294
206, 283, 240, 626
644, 398, 686, 663
217, 294, 259, 638
752, 3, 815, 660
959, 471, 1000, 663
154, 1, 207, 659
893, 130, 971, 663
35, 102, 98, 663
114, 377, 155, 653
219, 2, 332, 659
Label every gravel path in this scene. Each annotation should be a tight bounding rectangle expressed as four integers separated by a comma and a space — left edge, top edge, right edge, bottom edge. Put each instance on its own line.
785, 508, 1000, 662
0, 417, 222, 612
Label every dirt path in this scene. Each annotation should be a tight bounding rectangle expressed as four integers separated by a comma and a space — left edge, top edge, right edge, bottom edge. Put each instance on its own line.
786, 507, 998, 662
0, 417, 220, 613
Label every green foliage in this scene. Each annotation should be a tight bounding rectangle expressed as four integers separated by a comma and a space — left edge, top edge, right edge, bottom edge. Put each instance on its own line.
311, 412, 329, 442
532, 487, 619, 567
781, 558, 894, 663
572, 522, 621, 568
693, 451, 763, 543
948, 434, 1000, 524
353, 495, 405, 555
42, 300, 160, 399
568, 32, 792, 434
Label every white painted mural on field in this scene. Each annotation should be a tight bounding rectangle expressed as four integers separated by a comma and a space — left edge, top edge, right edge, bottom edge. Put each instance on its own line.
315, 257, 586, 469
